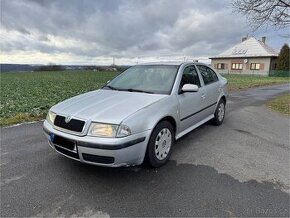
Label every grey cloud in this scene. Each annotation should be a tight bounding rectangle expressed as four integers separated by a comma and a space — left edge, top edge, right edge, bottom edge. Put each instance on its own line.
1, 0, 258, 61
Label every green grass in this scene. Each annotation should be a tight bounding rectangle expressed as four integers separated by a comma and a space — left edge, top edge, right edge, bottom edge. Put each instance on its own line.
1, 71, 289, 126
1, 71, 117, 126
223, 74, 290, 91
266, 94, 290, 116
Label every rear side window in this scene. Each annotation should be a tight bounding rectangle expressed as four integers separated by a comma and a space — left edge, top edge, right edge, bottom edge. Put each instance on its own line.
197, 65, 218, 85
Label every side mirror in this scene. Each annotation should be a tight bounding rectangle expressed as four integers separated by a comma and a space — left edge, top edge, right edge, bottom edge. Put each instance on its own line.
181, 84, 199, 93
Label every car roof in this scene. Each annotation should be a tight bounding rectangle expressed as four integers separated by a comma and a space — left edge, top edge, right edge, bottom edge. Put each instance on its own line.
137, 61, 209, 66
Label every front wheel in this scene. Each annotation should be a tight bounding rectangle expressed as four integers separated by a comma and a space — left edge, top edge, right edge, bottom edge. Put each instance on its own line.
146, 121, 174, 168
212, 99, 226, 126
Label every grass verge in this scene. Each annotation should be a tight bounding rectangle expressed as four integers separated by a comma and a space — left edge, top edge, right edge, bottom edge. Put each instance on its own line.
266, 94, 290, 116
0, 112, 46, 127
1, 71, 289, 126
223, 74, 289, 91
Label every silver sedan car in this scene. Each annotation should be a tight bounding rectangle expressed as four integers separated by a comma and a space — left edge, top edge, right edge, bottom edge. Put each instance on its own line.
43, 62, 228, 167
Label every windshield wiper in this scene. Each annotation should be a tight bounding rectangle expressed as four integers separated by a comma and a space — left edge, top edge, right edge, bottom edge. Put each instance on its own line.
103, 85, 118, 90
103, 86, 154, 94
126, 89, 154, 94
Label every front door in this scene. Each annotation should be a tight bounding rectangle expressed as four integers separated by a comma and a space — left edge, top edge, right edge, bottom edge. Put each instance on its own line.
177, 65, 205, 132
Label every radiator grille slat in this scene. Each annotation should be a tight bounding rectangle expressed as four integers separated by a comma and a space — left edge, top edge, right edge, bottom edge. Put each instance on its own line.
54, 115, 85, 133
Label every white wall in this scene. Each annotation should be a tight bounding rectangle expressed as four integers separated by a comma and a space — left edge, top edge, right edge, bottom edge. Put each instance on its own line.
211, 57, 273, 76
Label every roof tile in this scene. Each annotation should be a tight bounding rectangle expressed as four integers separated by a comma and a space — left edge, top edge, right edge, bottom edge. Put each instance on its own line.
210, 37, 278, 58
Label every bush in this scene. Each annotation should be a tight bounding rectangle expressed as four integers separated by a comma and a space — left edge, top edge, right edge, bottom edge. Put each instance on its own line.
269, 70, 290, 77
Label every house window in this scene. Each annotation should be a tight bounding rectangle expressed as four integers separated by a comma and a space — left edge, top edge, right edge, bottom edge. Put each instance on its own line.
231, 63, 243, 70
217, 63, 225, 69
250, 63, 260, 70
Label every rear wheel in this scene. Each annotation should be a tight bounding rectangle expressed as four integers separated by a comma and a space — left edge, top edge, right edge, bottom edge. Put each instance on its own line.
212, 99, 226, 125
146, 121, 174, 168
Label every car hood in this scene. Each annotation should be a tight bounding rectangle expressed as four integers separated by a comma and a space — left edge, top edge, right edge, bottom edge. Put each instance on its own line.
51, 89, 167, 124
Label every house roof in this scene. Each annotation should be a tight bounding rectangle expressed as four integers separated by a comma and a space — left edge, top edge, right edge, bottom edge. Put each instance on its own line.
210, 37, 278, 59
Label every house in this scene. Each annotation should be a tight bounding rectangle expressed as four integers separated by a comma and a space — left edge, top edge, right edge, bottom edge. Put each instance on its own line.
210, 37, 278, 75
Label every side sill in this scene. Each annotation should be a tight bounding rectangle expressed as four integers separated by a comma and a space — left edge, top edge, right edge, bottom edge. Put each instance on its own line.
176, 114, 214, 140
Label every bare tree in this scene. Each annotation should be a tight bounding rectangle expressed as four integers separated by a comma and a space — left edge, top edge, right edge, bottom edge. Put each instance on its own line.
232, 0, 290, 29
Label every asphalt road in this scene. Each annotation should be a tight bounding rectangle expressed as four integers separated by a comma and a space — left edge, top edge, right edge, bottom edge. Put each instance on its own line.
1, 84, 290, 217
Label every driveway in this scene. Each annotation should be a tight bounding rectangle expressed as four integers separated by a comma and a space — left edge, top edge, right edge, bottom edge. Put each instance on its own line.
1, 84, 289, 217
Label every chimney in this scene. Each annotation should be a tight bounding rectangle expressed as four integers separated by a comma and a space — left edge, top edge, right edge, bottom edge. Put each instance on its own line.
242, 37, 247, 42
261, 36, 266, 44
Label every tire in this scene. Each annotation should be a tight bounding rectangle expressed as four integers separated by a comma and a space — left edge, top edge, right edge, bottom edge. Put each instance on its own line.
146, 121, 174, 168
212, 99, 226, 126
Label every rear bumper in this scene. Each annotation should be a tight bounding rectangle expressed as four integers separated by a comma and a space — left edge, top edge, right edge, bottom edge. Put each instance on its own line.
43, 120, 151, 167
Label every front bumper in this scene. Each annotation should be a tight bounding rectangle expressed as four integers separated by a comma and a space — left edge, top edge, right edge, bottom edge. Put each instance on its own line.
43, 120, 151, 167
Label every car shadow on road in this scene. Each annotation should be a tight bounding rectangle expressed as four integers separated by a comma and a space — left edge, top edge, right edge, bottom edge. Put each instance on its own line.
35, 155, 289, 217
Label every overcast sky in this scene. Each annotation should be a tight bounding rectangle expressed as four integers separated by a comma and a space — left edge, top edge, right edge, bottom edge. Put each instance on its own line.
0, 0, 288, 65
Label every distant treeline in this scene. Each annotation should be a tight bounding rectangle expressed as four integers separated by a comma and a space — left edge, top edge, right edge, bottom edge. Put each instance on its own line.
82, 65, 129, 72
37, 65, 130, 72
1, 64, 38, 72
37, 65, 66, 71
0, 64, 131, 72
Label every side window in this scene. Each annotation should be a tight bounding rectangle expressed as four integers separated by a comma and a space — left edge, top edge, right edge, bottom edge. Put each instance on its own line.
197, 65, 219, 85
179, 65, 201, 89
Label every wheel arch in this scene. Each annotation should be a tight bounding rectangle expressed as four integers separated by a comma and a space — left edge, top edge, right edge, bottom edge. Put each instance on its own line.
220, 95, 227, 104
214, 95, 227, 113
154, 116, 177, 134
146, 115, 177, 150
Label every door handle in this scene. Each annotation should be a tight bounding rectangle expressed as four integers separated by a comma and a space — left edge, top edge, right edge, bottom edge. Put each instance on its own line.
201, 93, 206, 99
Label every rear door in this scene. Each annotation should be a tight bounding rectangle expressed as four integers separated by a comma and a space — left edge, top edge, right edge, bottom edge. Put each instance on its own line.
196, 65, 220, 116
177, 65, 205, 132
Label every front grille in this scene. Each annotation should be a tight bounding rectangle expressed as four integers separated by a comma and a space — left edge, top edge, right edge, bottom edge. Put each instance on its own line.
82, 153, 115, 164
53, 135, 75, 151
54, 115, 85, 133
55, 145, 79, 159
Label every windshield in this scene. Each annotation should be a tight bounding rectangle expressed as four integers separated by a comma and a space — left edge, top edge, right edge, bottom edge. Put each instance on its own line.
104, 65, 179, 94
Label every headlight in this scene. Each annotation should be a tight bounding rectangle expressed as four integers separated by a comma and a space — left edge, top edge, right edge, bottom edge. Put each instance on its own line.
88, 123, 119, 137
88, 123, 131, 138
46, 111, 56, 124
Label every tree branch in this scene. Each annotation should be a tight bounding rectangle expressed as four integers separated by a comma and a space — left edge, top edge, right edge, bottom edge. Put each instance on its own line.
232, 0, 290, 29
